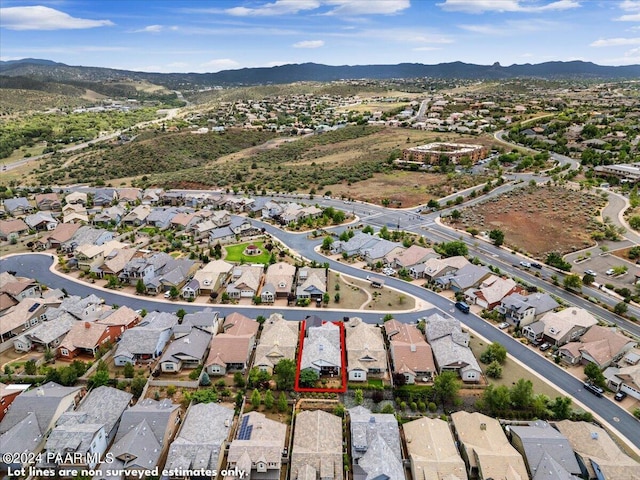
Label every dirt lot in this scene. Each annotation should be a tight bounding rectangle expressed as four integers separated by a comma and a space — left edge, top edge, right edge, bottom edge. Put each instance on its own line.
327, 170, 489, 207
455, 184, 606, 258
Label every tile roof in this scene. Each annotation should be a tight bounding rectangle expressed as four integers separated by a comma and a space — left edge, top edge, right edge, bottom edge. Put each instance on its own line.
253, 313, 300, 369
227, 411, 286, 470
300, 322, 342, 371
290, 410, 343, 480
425, 314, 480, 374
345, 318, 386, 374
160, 327, 211, 365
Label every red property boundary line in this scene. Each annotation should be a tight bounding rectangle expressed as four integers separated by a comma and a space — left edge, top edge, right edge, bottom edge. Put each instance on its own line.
294, 319, 347, 393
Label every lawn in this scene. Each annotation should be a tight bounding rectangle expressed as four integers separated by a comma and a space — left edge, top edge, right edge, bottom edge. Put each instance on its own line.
224, 241, 272, 264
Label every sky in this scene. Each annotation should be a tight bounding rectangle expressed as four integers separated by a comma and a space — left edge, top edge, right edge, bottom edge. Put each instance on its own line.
1, 0, 639, 73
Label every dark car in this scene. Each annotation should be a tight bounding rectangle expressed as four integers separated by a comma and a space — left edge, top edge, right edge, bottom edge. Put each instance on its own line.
584, 383, 604, 397
614, 391, 627, 401
539, 343, 551, 352
455, 301, 470, 314
531, 263, 542, 269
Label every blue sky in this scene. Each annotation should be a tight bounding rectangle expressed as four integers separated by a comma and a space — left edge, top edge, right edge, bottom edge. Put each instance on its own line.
1, 0, 639, 72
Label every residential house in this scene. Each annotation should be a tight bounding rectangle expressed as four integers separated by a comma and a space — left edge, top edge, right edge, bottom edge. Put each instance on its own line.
38, 223, 80, 250
261, 262, 296, 303
58, 294, 107, 321
120, 252, 196, 294
604, 364, 640, 400
509, 420, 581, 480
464, 275, 520, 310
349, 406, 404, 480
122, 205, 152, 226
296, 266, 327, 301
290, 410, 343, 480
0, 382, 84, 469
417, 255, 470, 281
75, 240, 127, 272
226, 265, 263, 299
384, 319, 435, 384
300, 321, 342, 376
362, 238, 404, 267
170, 211, 203, 231
193, 259, 233, 294
558, 325, 636, 368
403, 417, 468, 480
113, 311, 178, 366
451, 411, 528, 480
523, 307, 598, 346
61, 225, 114, 253
181, 279, 201, 299
0, 273, 40, 302
93, 205, 125, 225
141, 188, 163, 205
3, 197, 34, 216
98, 247, 138, 279
35, 193, 62, 211
204, 313, 258, 375
177, 309, 220, 336
25, 211, 58, 231
159, 326, 212, 373
497, 292, 559, 327
0, 219, 29, 241
42, 386, 133, 469
164, 403, 234, 476
0, 298, 49, 344
261, 201, 283, 219
253, 313, 300, 374
437, 263, 492, 292
116, 188, 141, 206
65, 191, 87, 205
96, 399, 180, 480
0, 383, 30, 421
0, 293, 17, 315
225, 411, 287, 479
93, 188, 117, 207
62, 203, 89, 224
146, 207, 179, 230
386, 244, 438, 270
330, 231, 378, 257
13, 311, 76, 353
425, 314, 482, 383
555, 420, 640, 480
345, 318, 387, 382
161, 191, 184, 206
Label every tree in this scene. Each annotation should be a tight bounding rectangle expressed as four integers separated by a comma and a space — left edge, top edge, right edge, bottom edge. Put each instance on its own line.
483, 384, 511, 414
24, 359, 37, 375
480, 342, 507, 364
485, 360, 503, 379
584, 362, 606, 388
488, 229, 505, 247
264, 389, 274, 410
563, 274, 582, 291
275, 359, 296, 390
299, 368, 319, 388
251, 389, 262, 409
614, 302, 628, 315
176, 309, 187, 321
131, 376, 146, 398
383, 313, 394, 322
551, 396, 572, 420
89, 369, 109, 388
135, 279, 145, 295
278, 392, 288, 412
59, 366, 79, 386
200, 371, 211, 386
439, 240, 468, 258
583, 273, 595, 285
450, 209, 461, 221
323, 292, 330, 305
124, 362, 135, 379
362, 225, 374, 234
511, 378, 534, 409
169, 286, 180, 298
233, 371, 246, 388
433, 371, 461, 408
354, 389, 364, 405
321, 236, 334, 251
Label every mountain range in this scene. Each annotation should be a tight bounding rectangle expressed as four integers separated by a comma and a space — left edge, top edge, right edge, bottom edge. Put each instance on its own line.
1, 58, 639, 90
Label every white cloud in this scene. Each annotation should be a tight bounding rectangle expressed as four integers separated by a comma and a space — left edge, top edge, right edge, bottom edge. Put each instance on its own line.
459, 24, 504, 35
0, 6, 113, 30
200, 58, 241, 71
138, 25, 163, 33
459, 19, 559, 36
437, 0, 580, 14
293, 39, 325, 48
615, 1, 640, 20
225, 0, 320, 16
590, 37, 640, 47
323, 0, 410, 16
412, 46, 442, 51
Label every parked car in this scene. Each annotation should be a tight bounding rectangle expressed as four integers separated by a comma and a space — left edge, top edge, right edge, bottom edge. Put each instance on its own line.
606, 268, 615, 276
584, 382, 604, 397
584, 269, 597, 277
455, 301, 470, 314
539, 342, 551, 352
520, 261, 531, 268
614, 391, 627, 401
163, 291, 171, 298
498, 322, 510, 330
531, 262, 542, 269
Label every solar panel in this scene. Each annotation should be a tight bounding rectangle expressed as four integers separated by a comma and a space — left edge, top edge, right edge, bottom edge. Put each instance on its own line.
28, 303, 41, 313
237, 416, 253, 440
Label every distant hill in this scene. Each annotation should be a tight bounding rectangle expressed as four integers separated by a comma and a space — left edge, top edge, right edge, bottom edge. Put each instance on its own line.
1, 58, 639, 90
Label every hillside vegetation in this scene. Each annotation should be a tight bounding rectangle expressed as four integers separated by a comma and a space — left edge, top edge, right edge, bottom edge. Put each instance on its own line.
35, 128, 277, 185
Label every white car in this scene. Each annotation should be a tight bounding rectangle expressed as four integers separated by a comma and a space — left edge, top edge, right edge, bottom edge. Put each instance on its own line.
164, 291, 171, 298
606, 268, 615, 276
584, 269, 597, 277
498, 322, 510, 330
519, 261, 531, 268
